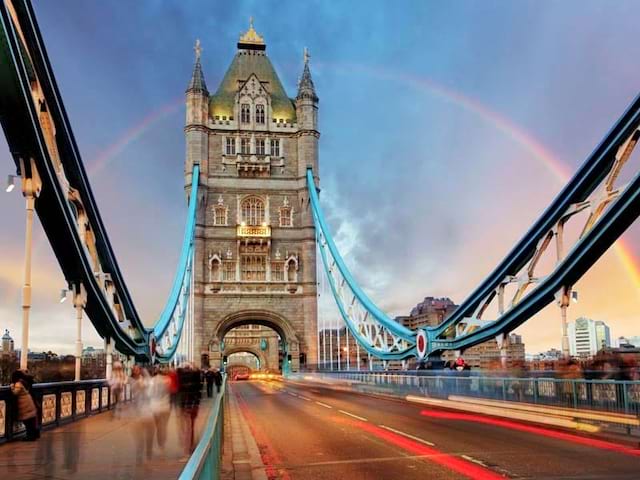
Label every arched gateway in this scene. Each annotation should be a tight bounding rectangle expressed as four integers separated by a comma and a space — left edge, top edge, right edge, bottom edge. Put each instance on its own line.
184, 21, 319, 371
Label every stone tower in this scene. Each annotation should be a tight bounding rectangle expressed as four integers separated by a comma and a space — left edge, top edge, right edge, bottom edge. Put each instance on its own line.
184, 21, 319, 371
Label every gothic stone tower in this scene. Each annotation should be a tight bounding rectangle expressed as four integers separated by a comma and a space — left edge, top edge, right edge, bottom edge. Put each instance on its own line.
184, 22, 319, 371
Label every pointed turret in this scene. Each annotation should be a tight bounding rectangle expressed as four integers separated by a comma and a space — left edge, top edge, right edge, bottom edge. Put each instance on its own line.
187, 39, 208, 94
296, 48, 318, 102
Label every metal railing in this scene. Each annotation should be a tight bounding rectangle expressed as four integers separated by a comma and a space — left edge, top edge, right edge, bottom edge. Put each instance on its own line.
0, 379, 126, 443
179, 376, 226, 480
303, 372, 640, 417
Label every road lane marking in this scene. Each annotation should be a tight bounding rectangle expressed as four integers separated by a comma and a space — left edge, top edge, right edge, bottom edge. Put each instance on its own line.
315, 401, 332, 409
378, 425, 435, 446
461, 455, 488, 467
299, 395, 312, 401
339, 409, 368, 422
286, 392, 298, 397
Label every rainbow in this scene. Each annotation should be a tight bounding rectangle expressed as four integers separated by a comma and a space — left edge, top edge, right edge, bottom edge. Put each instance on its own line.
320, 62, 640, 296
87, 97, 184, 175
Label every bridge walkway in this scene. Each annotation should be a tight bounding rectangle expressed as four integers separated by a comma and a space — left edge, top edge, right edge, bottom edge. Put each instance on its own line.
0, 397, 216, 480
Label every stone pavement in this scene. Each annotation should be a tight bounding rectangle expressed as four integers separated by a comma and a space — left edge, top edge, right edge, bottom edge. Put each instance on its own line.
0, 397, 216, 480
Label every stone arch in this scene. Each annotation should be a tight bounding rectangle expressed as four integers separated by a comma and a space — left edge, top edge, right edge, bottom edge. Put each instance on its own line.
224, 346, 266, 370
214, 309, 299, 347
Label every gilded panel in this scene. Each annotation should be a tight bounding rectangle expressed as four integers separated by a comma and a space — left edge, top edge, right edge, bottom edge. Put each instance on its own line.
76, 390, 86, 415
42, 394, 56, 424
101, 387, 109, 407
60, 392, 72, 418
0, 400, 5, 437
91, 388, 99, 411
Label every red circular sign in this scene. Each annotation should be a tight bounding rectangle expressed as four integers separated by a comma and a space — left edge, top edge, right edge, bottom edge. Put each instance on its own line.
416, 331, 428, 359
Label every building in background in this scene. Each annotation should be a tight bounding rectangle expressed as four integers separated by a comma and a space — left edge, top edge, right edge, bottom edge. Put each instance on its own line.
1, 329, 14, 354
397, 297, 526, 370
617, 335, 640, 348
568, 317, 611, 358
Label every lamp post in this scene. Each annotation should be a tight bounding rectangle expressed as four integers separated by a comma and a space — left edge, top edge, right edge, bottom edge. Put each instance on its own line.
73, 283, 87, 381
18, 159, 42, 370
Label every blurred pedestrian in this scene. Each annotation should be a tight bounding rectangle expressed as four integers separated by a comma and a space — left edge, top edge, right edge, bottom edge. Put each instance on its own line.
177, 363, 201, 454
204, 369, 214, 398
10, 370, 40, 441
213, 368, 223, 394
129, 365, 155, 462
109, 361, 126, 419
150, 367, 172, 452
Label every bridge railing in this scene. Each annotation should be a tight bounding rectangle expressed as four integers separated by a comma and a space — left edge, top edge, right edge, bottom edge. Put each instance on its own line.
296, 372, 640, 418
0, 379, 125, 443
179, 375, 226, 480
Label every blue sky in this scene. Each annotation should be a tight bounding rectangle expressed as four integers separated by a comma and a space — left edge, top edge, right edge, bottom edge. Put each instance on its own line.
1, 1, 639, 355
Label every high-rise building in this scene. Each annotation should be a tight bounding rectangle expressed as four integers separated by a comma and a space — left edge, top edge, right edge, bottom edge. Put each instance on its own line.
568, 317, 611, 357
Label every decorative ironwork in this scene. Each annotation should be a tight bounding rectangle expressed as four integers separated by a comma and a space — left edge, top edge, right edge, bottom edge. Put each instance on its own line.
237, 224, 271, 238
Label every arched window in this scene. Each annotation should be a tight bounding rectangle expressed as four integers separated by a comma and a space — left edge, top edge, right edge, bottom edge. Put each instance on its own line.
279, 207, 292, 227
214, 205, 228, 226
241, 104, 250, 123
285, 257, 298, 283
241, 196, 265, 226
255, 104, 265, 124
209, 254, 222, 282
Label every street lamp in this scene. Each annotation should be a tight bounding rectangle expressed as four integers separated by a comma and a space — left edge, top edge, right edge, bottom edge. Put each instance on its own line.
59, 288, 69, 303
6, 174, 17, 192
571, 291, 579, 303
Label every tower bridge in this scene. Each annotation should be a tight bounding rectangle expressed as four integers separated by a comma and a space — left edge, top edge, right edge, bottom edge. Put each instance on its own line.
2, 2, 640, 479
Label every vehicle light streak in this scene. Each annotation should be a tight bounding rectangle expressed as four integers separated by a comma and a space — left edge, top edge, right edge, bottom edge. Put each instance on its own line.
420, 410, 640, 457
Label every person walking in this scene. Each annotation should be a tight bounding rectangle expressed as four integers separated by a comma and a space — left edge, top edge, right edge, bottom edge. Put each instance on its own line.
150, 367, 172, 452
10, 370, 40, 441
129, 365, 155, 463
204, 369, 214, 398
109, 361, 126, 419
213, 368, 223, 394
177, 363, 201, 454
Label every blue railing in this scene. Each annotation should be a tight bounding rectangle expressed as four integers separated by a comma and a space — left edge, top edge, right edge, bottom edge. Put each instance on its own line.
179, 376, 226, 480
299, 371, 640, 418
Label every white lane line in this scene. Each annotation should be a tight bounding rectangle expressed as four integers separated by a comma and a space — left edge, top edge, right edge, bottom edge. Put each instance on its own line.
315, 401, 332, 409
299, 395, 312, 401
378, 425, 435, 446
461, 454, 488, 467
339, 410, 368, 422
287, 392, 298, 397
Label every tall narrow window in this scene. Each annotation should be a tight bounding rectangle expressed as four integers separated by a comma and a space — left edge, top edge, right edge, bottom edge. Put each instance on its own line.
271, 261, 284, 282
279, 207, 292, 227
223, 261, 236, 281
241, 197, 265, 225
256, 138, 265, 155
241, 255, 266, 281
225, 137, 236, 155
214, 206, 227, 226
241, 104, 250, 123
255, 104, 265, 124
240, 138, 250, 155
270, 138, 280, 157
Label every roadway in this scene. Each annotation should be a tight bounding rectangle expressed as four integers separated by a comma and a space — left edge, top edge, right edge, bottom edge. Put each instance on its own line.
233, 379, 640, 479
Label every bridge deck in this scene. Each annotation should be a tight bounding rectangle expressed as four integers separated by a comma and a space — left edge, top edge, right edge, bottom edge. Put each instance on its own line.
0, 398, 215, 480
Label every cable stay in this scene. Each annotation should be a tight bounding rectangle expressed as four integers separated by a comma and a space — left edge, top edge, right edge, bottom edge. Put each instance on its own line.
307, 169, 416, 360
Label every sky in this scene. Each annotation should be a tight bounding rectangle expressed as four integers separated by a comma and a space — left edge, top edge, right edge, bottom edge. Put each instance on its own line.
1, 0, 639, 356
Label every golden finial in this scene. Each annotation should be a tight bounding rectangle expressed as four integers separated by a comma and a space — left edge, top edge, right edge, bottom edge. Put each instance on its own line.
194, 39, 202, 61
239, 16, 265, 46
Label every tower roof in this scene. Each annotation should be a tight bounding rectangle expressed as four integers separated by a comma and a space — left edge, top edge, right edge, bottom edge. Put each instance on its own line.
296, 47, 318, 102
210, 20, 296, 121
187, 39, 208, 93
2, 329, 12, 341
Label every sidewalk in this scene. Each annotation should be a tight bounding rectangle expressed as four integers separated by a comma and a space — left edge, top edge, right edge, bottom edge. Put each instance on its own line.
0, 398, 214, 480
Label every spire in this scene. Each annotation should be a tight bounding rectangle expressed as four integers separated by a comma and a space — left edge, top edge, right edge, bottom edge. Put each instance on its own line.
187, 39, 208, 93
296, 47, 317, 102
238, 17, 266, 50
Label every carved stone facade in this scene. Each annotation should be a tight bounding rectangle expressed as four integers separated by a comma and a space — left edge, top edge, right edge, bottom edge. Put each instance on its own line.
185, 22, 319, 371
